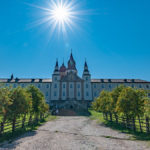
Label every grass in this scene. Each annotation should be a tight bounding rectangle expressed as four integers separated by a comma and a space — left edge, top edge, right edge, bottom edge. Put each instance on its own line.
89, 109, 150, 144
0, 114, 57, 144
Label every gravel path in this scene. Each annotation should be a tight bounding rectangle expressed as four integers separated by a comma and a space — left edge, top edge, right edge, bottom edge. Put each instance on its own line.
0, 116, 149, 150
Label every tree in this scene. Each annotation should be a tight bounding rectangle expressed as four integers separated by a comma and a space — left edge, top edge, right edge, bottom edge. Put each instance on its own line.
9, 87, 32, 132
26, 85, 46, 122
92, 90, 112, 120
111, 85, 125, 123
0, 87, 12, 134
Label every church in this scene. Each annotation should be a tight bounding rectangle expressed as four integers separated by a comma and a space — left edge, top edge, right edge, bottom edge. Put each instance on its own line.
0, 52, 150, 112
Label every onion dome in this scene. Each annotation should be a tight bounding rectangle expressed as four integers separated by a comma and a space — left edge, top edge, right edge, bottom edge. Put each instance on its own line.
60, 62, 66, 72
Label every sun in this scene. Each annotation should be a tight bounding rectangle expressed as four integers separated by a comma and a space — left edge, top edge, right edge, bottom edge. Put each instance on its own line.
51, 5, 69, 22
47, 0, 77, 33
26, 0, 88, 36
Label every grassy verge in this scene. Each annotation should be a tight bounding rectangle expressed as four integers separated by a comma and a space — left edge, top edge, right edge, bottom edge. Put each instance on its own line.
0, 115, 57, 144
89, 109, 150, 144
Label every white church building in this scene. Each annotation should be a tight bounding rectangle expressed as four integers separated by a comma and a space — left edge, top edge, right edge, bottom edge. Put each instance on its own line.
0, 52, 150, 111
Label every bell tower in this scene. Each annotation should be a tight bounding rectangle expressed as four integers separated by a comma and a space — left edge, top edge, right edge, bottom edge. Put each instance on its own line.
82, 60, 92, 100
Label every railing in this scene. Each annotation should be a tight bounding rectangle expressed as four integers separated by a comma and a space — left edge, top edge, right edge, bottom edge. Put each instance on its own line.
103, 113, 150, 133
0, 113, 48, 136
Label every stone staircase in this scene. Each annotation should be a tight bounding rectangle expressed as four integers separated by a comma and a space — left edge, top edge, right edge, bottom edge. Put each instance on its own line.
57, 109, 77, 116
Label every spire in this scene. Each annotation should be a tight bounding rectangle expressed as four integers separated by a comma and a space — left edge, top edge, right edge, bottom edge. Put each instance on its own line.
83, 60, 90, 76
54, 59, 59, 72
11, 74, 14, 80
67, 50, 76, 70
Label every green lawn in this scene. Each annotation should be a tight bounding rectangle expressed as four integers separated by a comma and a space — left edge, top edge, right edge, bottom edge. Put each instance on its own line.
0, 114, 57, 144
89, 109, 150, 144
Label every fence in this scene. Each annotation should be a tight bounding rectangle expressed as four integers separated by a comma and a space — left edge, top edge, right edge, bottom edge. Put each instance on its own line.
0, 113, 48, 136
103, 113, 150, 133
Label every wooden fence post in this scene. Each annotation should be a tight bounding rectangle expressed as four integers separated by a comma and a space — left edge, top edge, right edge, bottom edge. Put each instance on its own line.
132, 117, 136, 132
146, 117, 150, 133
0, 122, 4, 135
138, 115, 142, 133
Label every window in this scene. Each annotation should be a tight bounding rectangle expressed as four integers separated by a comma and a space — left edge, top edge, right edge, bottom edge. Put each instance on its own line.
54, 84, 57, 88
146, 85, 149, 89
109, 84, 111, 88
132, 84, 134, 88
54, 91, 57, 97
13, 84, 16, 88
86, 92, 89, 97
94, 92, 97, 97
78, 92, 80, 97
46, 92, 48, 97
86, 84, 88, 88
63, 92, 65, 96
102, 84, 104, 88
55, 77, 57, 81
70, 84, 73, 88
86, 77, 88, 81
139, 85, 142, 88
94, 84, 96, 88
47, 84, 49, 88
22, 84, 24, 88
63, 84, 66, 88
38, 84, 41, 88
77, 84, 80, 88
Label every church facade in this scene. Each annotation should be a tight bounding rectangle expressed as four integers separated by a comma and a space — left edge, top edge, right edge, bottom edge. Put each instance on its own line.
0, 52, 150, 111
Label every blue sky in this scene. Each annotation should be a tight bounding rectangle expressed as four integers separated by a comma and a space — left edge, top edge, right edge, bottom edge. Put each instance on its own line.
0, 0, 150, 80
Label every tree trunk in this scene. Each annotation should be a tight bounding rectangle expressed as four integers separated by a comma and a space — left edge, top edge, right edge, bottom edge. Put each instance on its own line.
22, 114, 26, 128
138, 115, 142, 132
109, 113, 112, 122
105, 113, 108, 121
115, 114, 118, 124
28, 115, 32, 125
146, 117, 150, 133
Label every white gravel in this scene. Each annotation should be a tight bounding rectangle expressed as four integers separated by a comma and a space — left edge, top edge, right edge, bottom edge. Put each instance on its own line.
0, 116, 149, 150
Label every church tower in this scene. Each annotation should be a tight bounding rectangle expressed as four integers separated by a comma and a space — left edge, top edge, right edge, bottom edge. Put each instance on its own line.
51, 60, 60, 100
66, 52, 77, 74
82, 61, 92, 100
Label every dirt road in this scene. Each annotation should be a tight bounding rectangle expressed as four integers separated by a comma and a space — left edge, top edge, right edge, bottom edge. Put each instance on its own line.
0, 117, 149, 150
